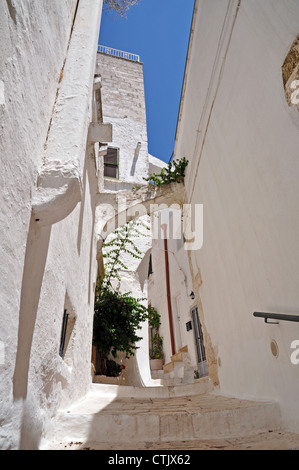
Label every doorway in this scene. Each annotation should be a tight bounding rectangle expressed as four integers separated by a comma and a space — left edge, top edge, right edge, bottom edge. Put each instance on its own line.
173, 294, 183, 352
190, 306, 208, 377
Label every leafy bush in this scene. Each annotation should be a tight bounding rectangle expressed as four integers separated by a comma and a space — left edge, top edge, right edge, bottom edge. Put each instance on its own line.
103, 0, 140, 18
150, 331, 164, 360
93, 286, 149, 361
105, 359, 122, 377
132, 157, 188, 192
147, 305, 161, 329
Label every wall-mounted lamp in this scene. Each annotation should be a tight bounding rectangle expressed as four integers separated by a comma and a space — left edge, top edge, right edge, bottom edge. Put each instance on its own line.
189, 291, 195, 300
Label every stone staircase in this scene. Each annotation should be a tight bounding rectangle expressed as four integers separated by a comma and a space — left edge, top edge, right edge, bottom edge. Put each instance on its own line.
41, 377, 299, 450
151, 346, 196, 386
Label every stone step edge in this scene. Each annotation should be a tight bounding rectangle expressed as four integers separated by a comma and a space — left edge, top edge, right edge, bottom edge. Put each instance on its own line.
88, 376, 213, 398
48, 401, 282, 445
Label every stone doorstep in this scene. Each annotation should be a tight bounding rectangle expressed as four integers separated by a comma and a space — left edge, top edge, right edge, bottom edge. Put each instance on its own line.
46, 393, 283, 447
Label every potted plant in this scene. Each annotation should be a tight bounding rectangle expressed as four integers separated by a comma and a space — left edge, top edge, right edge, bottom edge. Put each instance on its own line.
150, 331, 164, 370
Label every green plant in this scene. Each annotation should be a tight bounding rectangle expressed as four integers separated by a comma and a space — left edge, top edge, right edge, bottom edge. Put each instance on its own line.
105, 359, 122, 377
194, 369, 199, 380
93, 219, 153, 375
150, 331, 164, 360
102, 219, 150, 288
93, 286, 149, 361
132, 157, 188, 192
103, 0, 140, 18
147, 305, 161, 329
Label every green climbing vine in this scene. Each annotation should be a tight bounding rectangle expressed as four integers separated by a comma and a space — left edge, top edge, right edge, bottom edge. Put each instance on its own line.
148, 306, 164, 361
93, 219, 153, 376
132, 157, 188, 192
93, 157, 189, 375
101, 219, 150, 290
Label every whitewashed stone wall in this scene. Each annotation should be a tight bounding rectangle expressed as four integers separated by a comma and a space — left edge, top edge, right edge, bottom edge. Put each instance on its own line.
0, 0, 103, 450
174, 0, 299, 431
101, 216, 154, 386
148, 210, 199, 368
96, 52, 149, 189
95, 52, 160, 386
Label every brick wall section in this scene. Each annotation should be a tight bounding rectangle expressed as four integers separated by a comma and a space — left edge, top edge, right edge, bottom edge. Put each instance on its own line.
96, 53, 147, 123
96, 52, 149, 184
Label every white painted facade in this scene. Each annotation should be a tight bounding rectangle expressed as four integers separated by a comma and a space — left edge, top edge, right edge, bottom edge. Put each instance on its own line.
0, 0, 104, 449
94, 52, 168, 387
148, 210, 200, 370
173, 0, 299, 432
3, 0, 299, 450
95, 52, 149, 191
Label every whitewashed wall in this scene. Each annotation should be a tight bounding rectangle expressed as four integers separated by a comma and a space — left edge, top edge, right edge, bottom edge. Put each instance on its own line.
0, 0, 103, 449
96, 52, 149, 189
148, 210, 198, 368
174, 0, 299, 431
102, 216, 154, 386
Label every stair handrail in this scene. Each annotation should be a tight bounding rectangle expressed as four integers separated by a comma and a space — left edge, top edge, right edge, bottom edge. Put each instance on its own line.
253, 311, 299, 324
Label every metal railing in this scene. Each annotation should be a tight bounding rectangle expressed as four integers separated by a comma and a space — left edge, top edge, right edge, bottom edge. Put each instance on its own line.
98, 45, 140, 62
253, 311, 299, 324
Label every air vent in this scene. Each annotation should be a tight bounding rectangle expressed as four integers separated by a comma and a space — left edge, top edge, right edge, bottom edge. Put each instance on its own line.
270, 339, 279, 358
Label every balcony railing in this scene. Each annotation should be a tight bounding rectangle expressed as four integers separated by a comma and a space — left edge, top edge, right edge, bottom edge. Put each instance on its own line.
253, 311, 299, 324
98, 45, 140, 62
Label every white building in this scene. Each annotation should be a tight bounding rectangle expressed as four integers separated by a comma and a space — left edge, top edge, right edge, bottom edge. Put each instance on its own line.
2, 0, 299, 450
0, 0, 106, 449
94, 49, 174, 387
172, 0, 299, 432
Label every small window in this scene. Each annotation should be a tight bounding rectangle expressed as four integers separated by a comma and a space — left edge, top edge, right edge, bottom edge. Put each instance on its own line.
59, 309, 69, 358
58, 295, 76, 365
104, 147, 119, 179
148, 254, 153, 277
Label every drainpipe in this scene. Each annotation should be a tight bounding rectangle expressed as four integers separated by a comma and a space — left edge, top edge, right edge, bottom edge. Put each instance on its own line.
161, 224, 175, 356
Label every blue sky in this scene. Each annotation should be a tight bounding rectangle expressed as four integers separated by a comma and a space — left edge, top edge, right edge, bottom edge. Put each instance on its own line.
99, 0, 195, 163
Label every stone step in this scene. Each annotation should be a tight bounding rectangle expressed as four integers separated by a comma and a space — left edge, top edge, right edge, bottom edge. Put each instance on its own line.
151, 369, 164, 379
87, 376, 213, 398
171, 351, 189, 363
158, 377, 183, 386
162, 345, 193, 383
163, 361, 174, 374
48, 430, 299, 450
171, 346, 190, 364
162, 362, 194, 385
42, 389, 283, 449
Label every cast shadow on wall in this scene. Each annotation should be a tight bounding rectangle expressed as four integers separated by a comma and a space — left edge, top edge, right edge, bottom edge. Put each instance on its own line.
12, 214, 51, 400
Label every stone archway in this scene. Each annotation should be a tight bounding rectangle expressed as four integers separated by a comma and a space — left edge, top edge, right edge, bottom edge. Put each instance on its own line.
95, 181, 186, 249
92, 181, 186, 386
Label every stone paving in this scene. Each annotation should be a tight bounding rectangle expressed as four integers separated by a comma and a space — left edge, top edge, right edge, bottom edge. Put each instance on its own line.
49, 431, 299, 451
44, 386, 299, 450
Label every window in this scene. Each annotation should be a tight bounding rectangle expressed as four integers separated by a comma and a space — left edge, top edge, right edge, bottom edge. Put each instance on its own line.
59, 309, 69, 358
148, 254, 153, 277
104, 147, 119, 179
190, 306, 208, 378
58, 294, 76, 365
